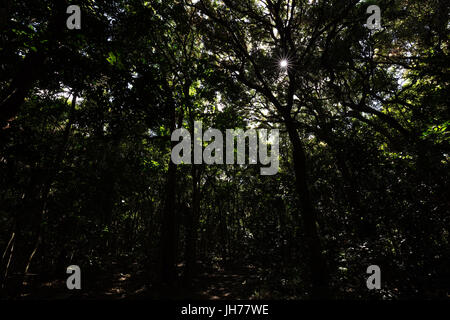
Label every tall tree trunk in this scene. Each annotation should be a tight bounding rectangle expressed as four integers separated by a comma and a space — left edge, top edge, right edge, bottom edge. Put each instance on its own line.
184, 165, 200, 286
285, 121, 331, 299
160, 86, 180, 285
160, 156, 178, 284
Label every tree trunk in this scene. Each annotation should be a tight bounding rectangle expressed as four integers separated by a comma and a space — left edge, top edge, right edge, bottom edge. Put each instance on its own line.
160, 156, 178, 284
160, 88, 180, 285
285, 121, 331, 299
184, 165, 200, 286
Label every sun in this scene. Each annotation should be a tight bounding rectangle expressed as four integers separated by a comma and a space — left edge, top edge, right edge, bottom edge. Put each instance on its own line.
279, 59, 288, 68
272, 52, 295, 74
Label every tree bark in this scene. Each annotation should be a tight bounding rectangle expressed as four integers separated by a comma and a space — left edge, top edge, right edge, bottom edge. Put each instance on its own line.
160, 158, 178, 285
285, 121, 331, 299
184, 165, 200, 286
160, 85, 180, 285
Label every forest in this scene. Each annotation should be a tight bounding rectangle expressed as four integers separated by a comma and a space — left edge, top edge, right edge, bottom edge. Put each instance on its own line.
0, 0, 449, 301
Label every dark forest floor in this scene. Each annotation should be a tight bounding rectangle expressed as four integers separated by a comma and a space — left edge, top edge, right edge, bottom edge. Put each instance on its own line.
19, 262, 264, 300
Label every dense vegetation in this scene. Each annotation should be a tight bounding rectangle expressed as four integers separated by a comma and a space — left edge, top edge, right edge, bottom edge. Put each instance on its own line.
0, 0, 449, 300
